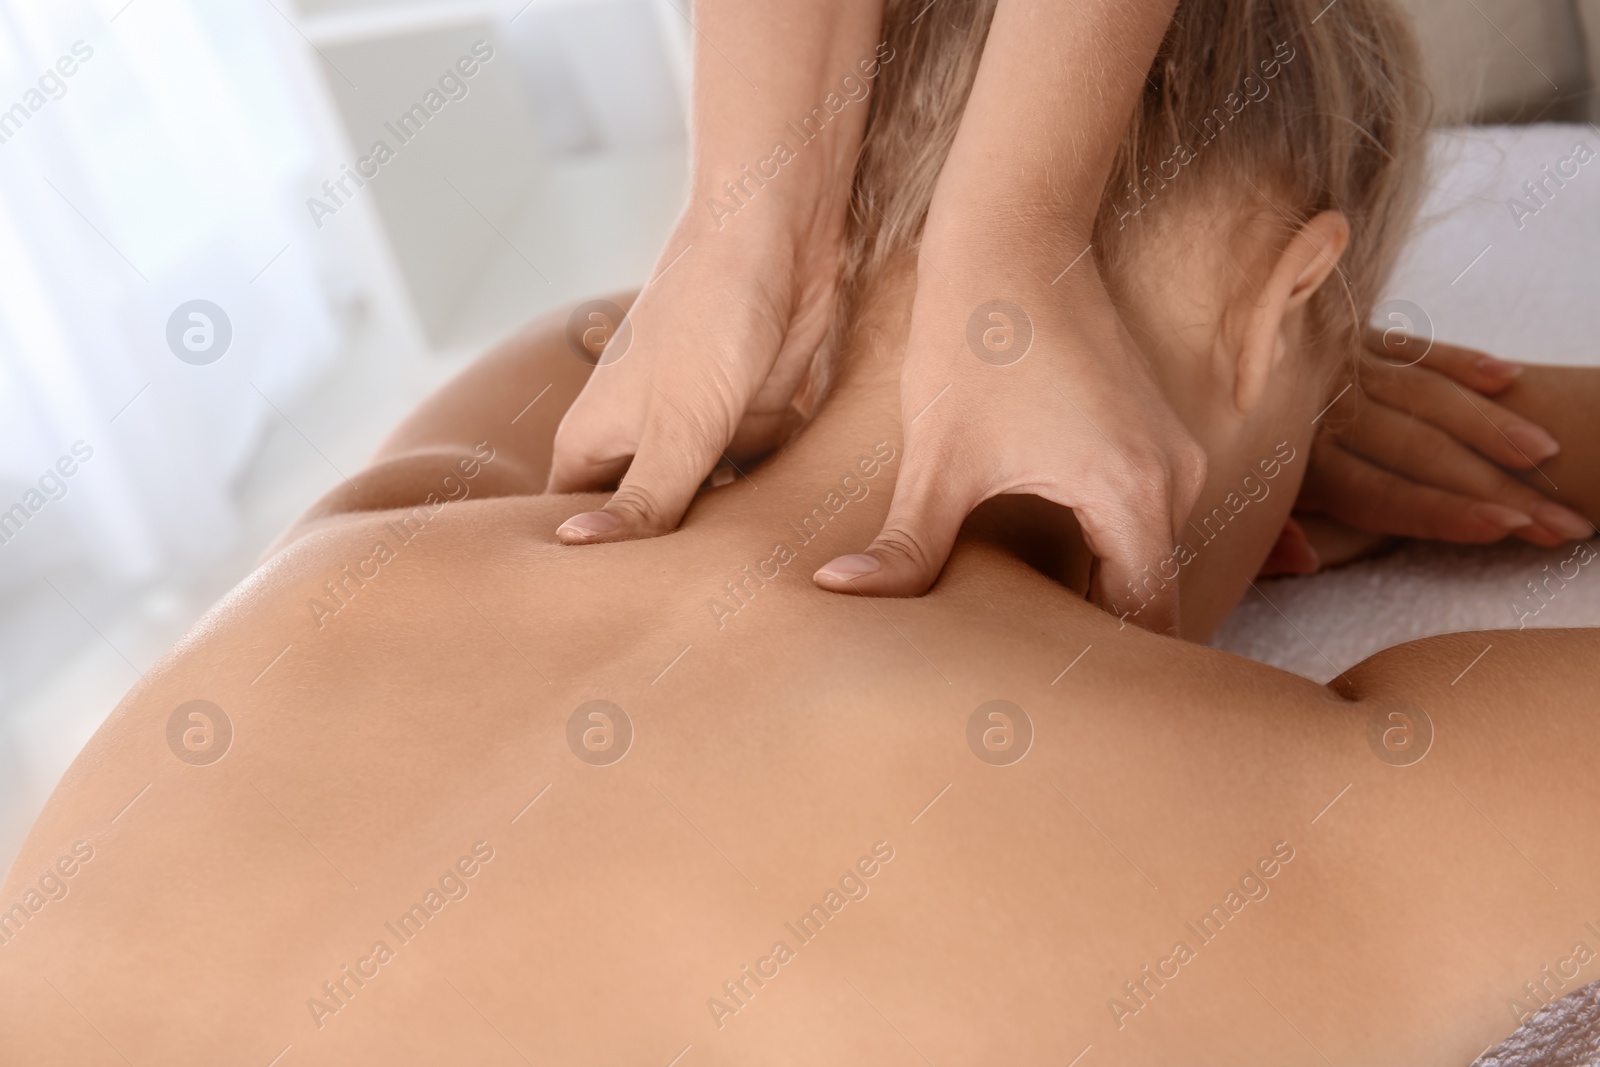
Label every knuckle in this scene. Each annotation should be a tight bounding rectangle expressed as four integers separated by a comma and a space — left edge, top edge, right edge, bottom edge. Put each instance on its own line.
606, 483, 672, 529
870, 528, 936, 575
648, 386, 738, 451
1172, 443, 1208, 499
1119, 461, 1178, 518
549, 420, 587, 459
553, 399, 632, 454
1412, 427, 1454, 466
552, 430, 629, 479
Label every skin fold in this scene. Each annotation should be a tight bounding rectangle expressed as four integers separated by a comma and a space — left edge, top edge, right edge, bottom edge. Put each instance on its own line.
1, 238, 1598, 1065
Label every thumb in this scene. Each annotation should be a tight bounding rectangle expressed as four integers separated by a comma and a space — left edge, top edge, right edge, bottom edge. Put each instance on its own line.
1077, 499, 1183, 637
813, 444, 979, 596
556, 385, 735, 543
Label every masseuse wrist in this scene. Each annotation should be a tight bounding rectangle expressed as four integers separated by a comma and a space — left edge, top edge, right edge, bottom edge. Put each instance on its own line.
668, 174, 841, 271
680, 120, 859, 271
914, 185, 1133, 368
686, 154, 853, 244
922, 160, 1095, 266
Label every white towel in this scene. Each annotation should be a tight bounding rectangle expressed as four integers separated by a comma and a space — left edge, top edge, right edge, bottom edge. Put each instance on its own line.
1474, 980, 1600, 1067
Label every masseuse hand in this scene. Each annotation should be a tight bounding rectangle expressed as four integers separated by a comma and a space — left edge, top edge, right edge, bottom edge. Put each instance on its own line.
548, 198, 847, 532
810, 0, 1201, 635
548, 0, 881, 539
811, 207, 1205, 634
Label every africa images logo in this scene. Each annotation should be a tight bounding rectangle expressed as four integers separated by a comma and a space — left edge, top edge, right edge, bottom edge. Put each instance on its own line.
704, 842, 895, 1030
701, 42, 895, 229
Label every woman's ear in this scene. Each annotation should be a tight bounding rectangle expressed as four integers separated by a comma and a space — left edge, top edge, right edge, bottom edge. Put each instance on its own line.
1234, 211, 1350, 414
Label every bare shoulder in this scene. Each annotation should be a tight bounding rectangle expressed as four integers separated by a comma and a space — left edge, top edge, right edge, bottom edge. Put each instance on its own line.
266, 290, 641, 560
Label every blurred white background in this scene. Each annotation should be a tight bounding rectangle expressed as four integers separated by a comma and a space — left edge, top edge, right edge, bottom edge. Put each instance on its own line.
1, 0, 1596, 875
0, 0, 690, 869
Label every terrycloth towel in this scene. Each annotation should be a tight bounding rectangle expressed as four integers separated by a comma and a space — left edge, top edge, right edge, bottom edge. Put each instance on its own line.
1211, 124, 1600, 682
1212, 536, 1600, 682
1473, 981, 1600, 1067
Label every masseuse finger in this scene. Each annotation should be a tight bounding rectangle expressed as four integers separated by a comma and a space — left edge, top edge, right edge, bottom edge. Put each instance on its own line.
812, 438, 976, 597
1079, 429, 1204, 634
1078, 493, 1183, 636
1361, 359, 1559, 470
557, 379, 737, 542
1365, 330, 1523, 395
546, 375, 641, 496
1302, 437, 1547, 543
1339, 401, 1590, 546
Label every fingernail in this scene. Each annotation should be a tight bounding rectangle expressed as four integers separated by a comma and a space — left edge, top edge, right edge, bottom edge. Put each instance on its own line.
1287, 539, 1321, 575
557, 510, 620, 540
1476, 356, 1523, 378
1534, 502, 1594, 541
1503, 422, 1560, 461
814, 554, 881, 582
1471, 503, 1534, 530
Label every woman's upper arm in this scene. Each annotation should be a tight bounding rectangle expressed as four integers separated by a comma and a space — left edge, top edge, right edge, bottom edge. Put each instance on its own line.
267, 294, 636, 556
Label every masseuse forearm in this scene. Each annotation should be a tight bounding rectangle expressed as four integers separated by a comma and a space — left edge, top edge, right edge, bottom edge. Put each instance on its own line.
930, 0, 1178, 243
687, 0, 884, 223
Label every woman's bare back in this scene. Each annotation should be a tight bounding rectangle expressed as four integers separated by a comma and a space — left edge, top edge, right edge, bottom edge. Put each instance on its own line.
2, 307, 1598, 1067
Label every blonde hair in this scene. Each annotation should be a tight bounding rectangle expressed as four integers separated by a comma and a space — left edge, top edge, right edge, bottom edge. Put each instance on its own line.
817, 0, 1431, 395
